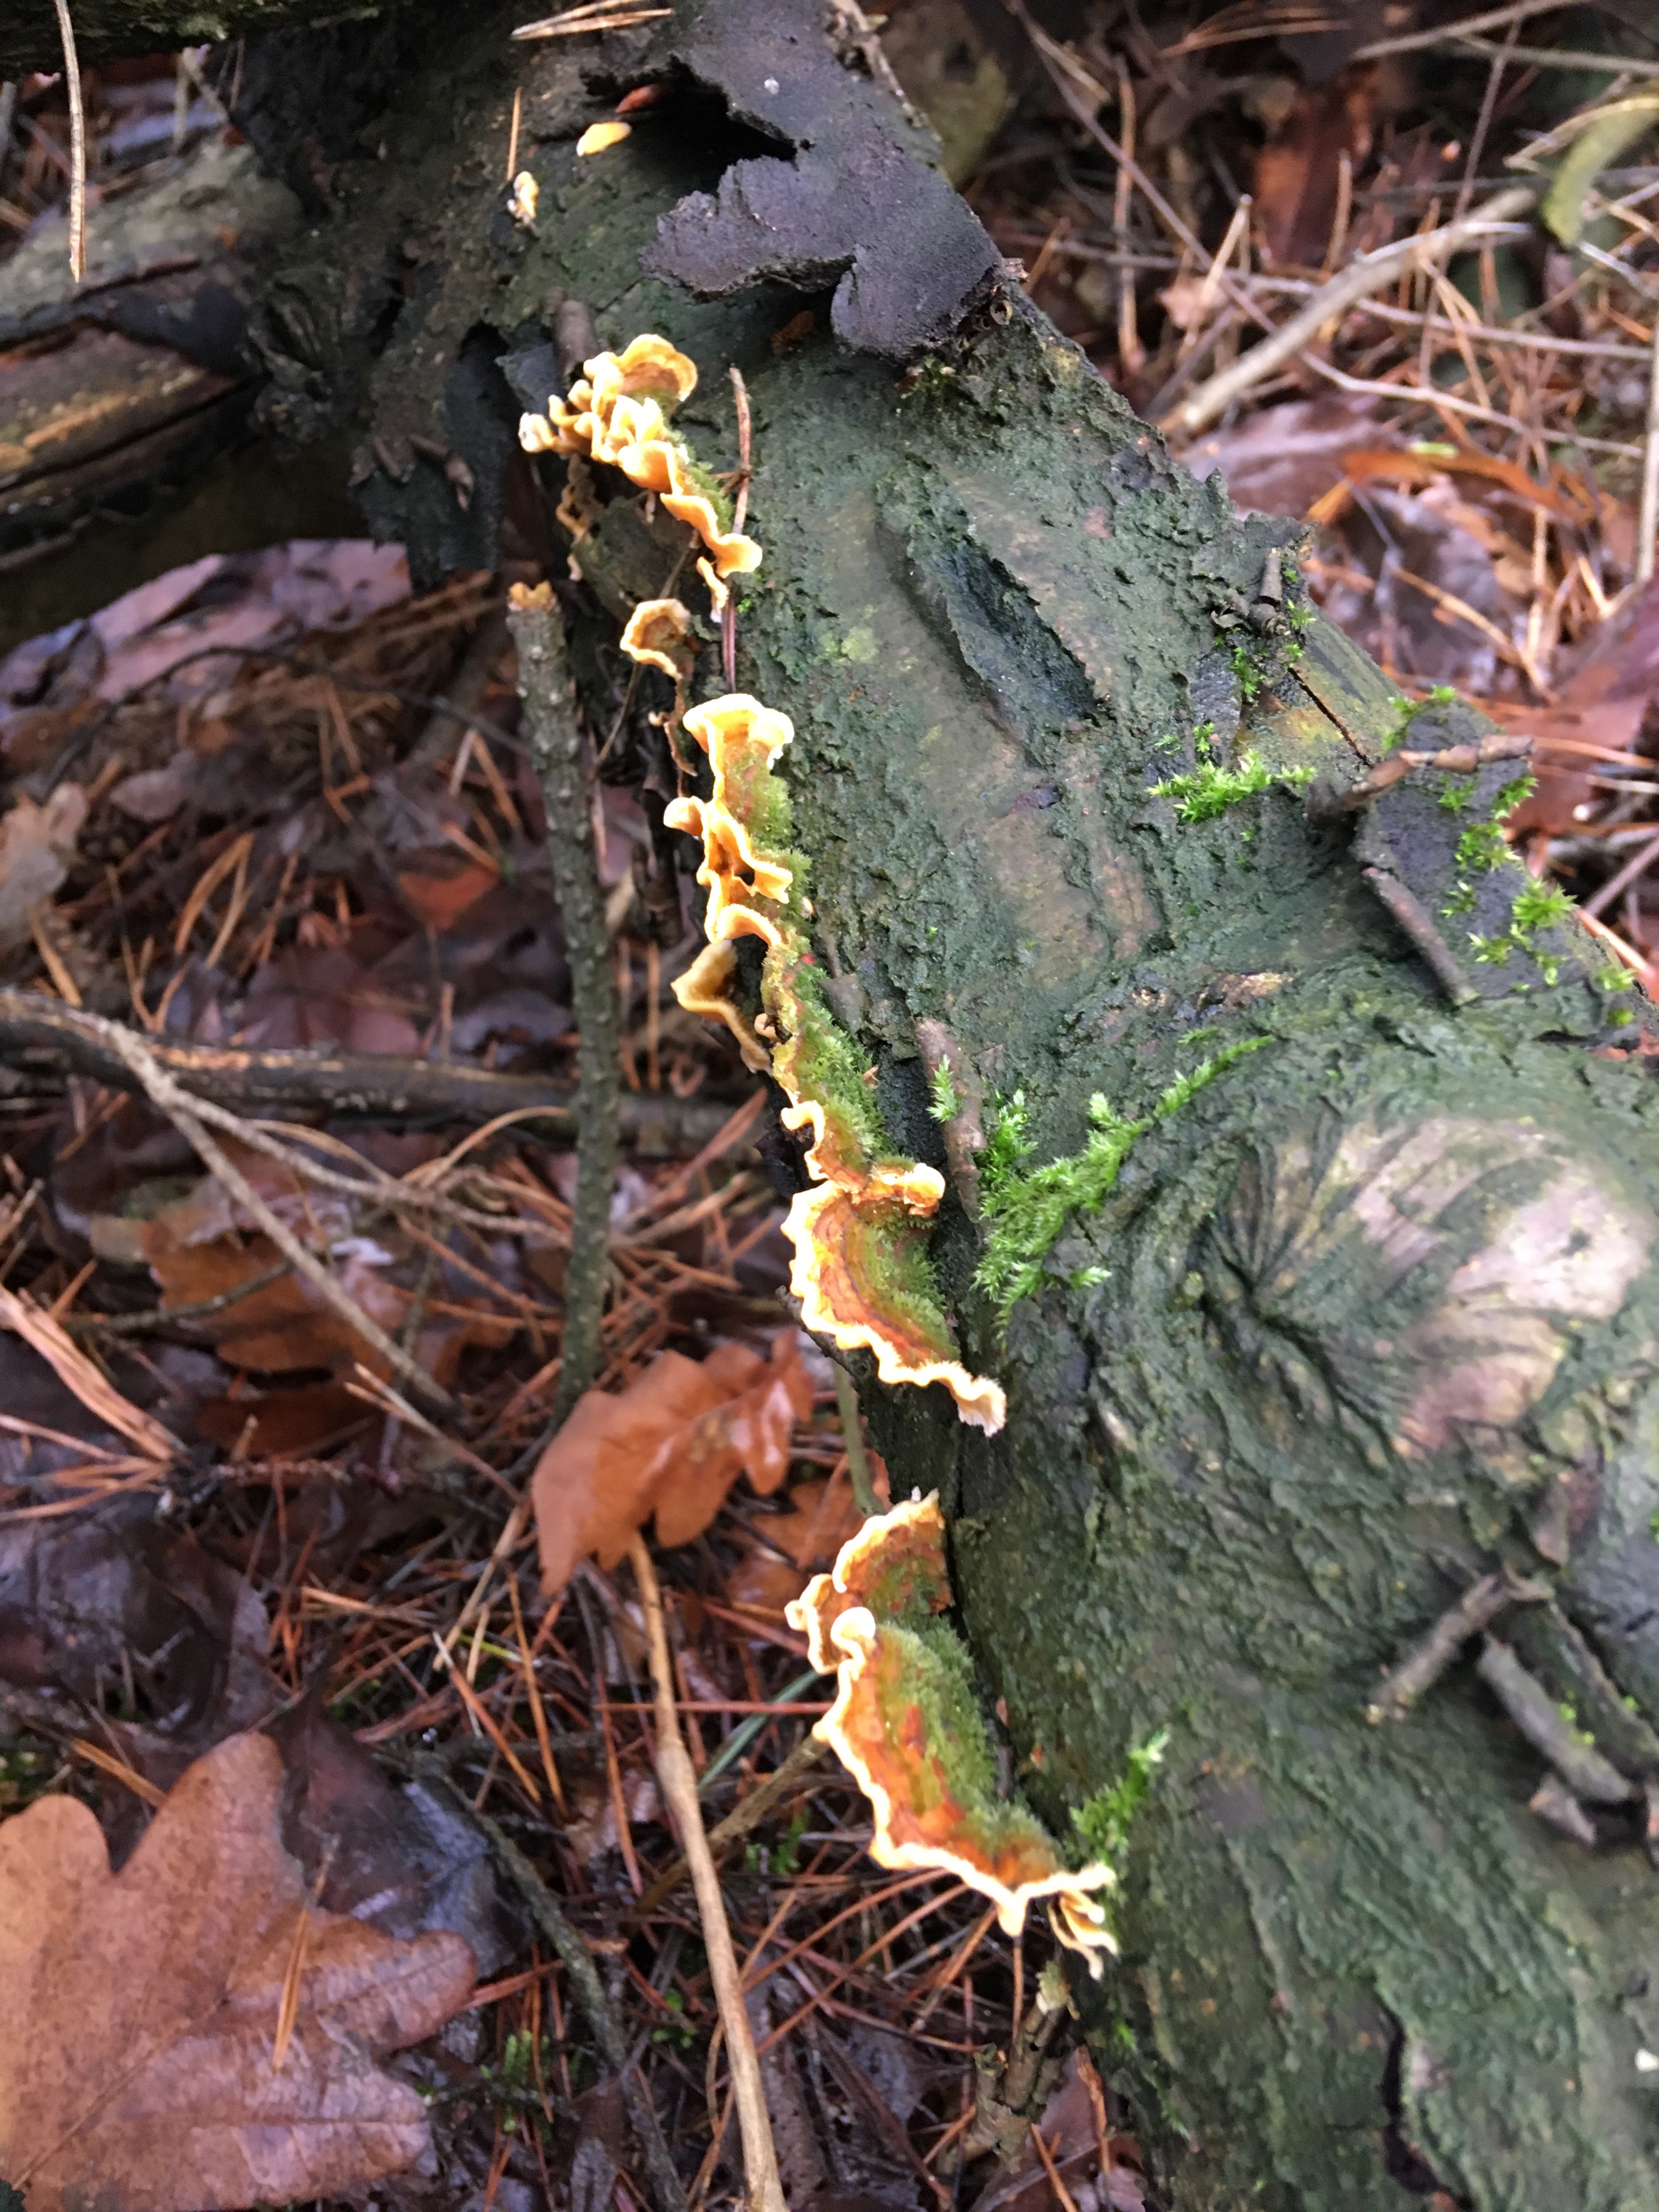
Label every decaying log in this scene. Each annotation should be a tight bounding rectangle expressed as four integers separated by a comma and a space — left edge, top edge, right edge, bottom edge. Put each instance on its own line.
10, 2, 1659, 2204
1, 0, 355, 76
0, 137, 302, 563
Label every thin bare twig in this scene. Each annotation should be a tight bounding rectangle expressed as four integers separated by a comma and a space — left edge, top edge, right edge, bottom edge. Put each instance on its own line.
475, 1804, 689, 2212
832, 1365, 879, 1520
1638, 306, 1659, 589
0, 82, 18, 197
723, 366, 753, 689
1111, 59, 1143, 377
49, 0, 84, 283
633, 1730, 828, 1917
1352, 0, 1578, 62
631, 1536, 786, 2212
825, 0, 921, 123
509, 591, 619, 1419
3, 994, 551, 1239
1167, 185, 1536, 435
64, 1260, 292, 1336
1299, 352, 1643, 460
0, 985, 734, 1150
1583, 825, 1659, 919
1365, 1568, 1547, 1723
1002, 0, 1275, 342
1477, 1638, 1638, 1803
87, 1015, 454, 1409
1454, 15, 1521, 225
1457, 36, 1659, 79
512, 4, 672, 35
1361, 868, 1478, 1007
1030, 2128, 1082, 2212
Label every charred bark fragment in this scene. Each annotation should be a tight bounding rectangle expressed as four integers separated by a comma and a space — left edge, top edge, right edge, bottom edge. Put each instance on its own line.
14, 2, 1659, 2203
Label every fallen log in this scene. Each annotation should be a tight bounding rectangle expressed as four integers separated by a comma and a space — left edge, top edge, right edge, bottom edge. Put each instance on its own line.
14, 2, 1659, 2202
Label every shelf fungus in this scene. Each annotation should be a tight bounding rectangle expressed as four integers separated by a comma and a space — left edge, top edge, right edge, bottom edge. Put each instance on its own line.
620, 598, 699, 685
518, 335, 761, 594
665, 694, 1006, 1434
786, 1495, 1116, 1972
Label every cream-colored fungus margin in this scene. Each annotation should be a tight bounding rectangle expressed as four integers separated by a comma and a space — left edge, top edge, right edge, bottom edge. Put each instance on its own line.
787, 1496, 1116, 1973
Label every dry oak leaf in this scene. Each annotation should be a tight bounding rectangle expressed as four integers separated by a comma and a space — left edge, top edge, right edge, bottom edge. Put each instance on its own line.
726, 1463, 887, 1618
534, 1331, 813, 1593
0, 1731, 474, 2212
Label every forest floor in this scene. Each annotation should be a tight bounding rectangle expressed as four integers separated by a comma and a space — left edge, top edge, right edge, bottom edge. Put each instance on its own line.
3, 7, 1659, 2212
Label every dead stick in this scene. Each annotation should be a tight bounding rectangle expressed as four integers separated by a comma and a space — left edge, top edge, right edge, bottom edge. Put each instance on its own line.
0, 986, 739, 1150
64, 1259, 292, 1335
1639, 306, 1659, 591
475, 1807, 688, 2212
93, 1021, 453, 1410
1361, 867, 1479, 1007
510, 594, 619, 1418
631, 1536, 786, 2212
1328, 731, 1534, 810
633, 1730, 828, 1918
832, 1366, 879, 1520
1477, 1637, 1637, 1804
50, 0, 84, 284
1166, 184, 1536, 437
1366, 1567, 1547, 1723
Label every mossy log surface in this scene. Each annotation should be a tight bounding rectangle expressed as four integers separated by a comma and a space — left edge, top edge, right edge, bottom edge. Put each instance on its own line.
25, 2, 1659, 2202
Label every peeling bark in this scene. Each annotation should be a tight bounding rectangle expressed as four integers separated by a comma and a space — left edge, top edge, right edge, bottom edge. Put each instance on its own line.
15, 3, 1659, 2202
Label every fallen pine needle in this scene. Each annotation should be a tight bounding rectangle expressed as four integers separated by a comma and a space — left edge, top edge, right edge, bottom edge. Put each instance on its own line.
1031, 2125, 1082, 2212
70, 1736, 165, 1808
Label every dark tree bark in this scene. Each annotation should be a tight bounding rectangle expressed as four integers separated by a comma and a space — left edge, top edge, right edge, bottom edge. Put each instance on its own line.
1, 0, 352, 76
14, 5, 1659, 2205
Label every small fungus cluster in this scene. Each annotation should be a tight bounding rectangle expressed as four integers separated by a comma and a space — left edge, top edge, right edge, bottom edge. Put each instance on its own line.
518, 335, 761, 614
787, 1495, 1118, 1972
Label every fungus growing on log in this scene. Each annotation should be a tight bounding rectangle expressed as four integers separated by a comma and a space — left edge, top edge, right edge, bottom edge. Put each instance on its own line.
619, 597, 698, 685
666, 696, 1005, 1433
787, 1495, 1115, 1971
574, 120, 632, 156
518, 335, 761, 592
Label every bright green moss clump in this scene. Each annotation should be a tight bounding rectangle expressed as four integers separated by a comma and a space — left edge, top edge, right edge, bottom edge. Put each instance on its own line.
1150, 750, 1314, 824
975, 1039, 1270, 1319
1072, 1729, 1170, 1874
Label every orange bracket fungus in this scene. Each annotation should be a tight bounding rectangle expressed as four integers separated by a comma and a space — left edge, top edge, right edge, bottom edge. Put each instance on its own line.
620, 597, 698, 685
518, 335, 762, 600
665, 695, 1006, 1434
786, 1495, 1116, 1972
